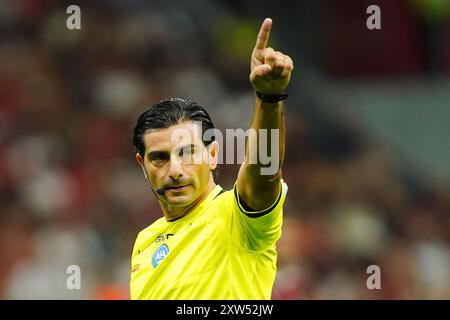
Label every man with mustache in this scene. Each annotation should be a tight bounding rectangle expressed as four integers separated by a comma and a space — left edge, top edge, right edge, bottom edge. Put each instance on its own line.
130, 18, 293, 300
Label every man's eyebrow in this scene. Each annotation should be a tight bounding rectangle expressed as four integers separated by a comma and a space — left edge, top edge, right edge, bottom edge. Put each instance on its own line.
146, 144, 200, 158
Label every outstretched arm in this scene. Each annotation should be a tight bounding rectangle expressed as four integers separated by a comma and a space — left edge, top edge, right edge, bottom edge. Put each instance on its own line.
237, 18, 294, 211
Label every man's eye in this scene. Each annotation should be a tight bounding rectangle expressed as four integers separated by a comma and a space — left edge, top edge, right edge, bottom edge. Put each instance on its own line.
150, 154, 169, 163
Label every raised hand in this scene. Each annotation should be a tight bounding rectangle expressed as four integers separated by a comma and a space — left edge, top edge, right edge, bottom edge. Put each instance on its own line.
250, 18, 294, 95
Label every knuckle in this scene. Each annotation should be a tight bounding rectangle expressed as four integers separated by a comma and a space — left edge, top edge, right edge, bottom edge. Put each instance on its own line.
266, 53, 275, 61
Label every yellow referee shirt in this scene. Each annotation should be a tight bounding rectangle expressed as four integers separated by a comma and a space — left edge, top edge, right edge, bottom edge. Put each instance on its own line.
130, 180, 288, 300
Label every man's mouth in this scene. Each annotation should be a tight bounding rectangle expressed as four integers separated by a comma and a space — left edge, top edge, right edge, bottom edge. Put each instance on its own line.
165, 184, 190, 192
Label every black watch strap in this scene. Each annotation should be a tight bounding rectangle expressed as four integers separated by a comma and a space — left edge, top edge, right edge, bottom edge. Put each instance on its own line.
255, 91, 288, 103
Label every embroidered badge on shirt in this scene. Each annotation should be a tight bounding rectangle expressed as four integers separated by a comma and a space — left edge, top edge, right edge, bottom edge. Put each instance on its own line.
152, 244, 169, 268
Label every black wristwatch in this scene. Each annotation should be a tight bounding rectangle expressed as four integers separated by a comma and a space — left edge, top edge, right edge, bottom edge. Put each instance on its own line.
255, 91, 288, 103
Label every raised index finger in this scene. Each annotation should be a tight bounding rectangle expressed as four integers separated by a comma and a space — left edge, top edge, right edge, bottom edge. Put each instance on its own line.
254, 18, 272, 50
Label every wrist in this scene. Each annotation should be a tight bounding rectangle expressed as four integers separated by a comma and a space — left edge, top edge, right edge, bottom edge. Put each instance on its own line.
255, 91, 288, 103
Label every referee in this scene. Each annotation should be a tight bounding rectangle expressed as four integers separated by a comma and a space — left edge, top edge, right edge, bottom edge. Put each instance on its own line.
130, 18, 293, 300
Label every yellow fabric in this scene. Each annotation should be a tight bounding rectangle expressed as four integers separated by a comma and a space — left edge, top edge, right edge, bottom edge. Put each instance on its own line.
130, 180, 288, 300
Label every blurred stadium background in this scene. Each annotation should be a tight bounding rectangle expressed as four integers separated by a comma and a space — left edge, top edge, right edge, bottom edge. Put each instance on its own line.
0, 0, 449, 299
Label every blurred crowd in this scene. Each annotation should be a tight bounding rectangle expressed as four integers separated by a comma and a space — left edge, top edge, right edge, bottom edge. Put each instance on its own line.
0, 0, 449, 299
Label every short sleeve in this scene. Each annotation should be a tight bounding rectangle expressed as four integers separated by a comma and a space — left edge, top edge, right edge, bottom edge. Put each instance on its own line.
230, 180, 288, 252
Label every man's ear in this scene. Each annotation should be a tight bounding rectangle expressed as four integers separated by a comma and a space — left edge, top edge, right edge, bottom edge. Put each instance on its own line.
207, 141, 219, 171
136, 153, 144, 167
136, 153, 150, 180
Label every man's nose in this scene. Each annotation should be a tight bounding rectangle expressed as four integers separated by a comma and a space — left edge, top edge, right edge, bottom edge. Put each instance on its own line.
168, 157, 183, 181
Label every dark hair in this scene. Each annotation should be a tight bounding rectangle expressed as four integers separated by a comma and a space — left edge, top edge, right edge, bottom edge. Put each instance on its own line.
133, 98, 215, 157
